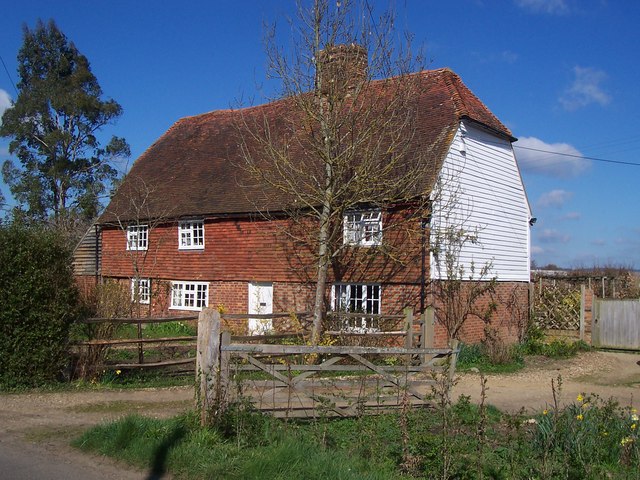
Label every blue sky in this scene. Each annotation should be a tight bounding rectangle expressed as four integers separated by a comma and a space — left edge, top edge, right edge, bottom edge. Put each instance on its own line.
1, 0, 639, 268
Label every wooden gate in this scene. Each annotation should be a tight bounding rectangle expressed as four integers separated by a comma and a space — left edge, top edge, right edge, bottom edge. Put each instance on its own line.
592, 299, 640, 350
196, 309, 458, 421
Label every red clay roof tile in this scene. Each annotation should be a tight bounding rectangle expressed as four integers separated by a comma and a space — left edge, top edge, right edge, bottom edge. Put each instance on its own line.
100, 68, 511, 223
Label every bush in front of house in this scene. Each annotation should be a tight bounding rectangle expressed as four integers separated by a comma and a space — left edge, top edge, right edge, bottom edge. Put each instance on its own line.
0, 222, 80, 388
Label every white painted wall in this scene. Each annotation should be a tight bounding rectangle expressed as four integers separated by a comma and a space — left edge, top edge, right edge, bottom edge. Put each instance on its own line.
430, 121, 531, 282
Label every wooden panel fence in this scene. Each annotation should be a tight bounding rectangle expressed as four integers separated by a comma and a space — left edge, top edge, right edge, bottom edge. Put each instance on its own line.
592, 299, 640, 350
197, 309, 458, 423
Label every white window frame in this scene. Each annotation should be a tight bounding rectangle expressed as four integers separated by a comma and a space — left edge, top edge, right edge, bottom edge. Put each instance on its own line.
170, 281, 209, 311
331, 283, 381, 332
178, 220, 205, 250
131, 278, 150, 304
126, 225, 148, 251
343, 210, 382, 246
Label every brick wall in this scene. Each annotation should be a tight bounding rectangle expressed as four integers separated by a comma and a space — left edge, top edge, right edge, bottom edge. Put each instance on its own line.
100, 215, 528, 347
101, 214, 424, 285
117, 276, 528, 347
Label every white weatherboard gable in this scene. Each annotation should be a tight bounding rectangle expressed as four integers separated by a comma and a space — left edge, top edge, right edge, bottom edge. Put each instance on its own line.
430, 122, 531, 282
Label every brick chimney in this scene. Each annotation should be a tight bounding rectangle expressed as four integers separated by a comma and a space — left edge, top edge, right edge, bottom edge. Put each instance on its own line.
317, 43, 368, 97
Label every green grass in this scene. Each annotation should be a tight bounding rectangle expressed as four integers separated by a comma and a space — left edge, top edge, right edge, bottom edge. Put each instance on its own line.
73, 412, 402, 479
0, 371, 194, 393
456, 343, 526, 374
457, 337, 592, 374
111, 321, 197, 340
67, 399, 190, 414
73, 395, 640, 479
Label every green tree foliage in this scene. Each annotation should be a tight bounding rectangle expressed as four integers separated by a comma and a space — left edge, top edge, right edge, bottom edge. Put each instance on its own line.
0, 222, 80, 387
0, 19, 130, 231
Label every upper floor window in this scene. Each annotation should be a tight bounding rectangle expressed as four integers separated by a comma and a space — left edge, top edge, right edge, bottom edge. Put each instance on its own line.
131, 278, 150, 304
170, 281, 208, 311
127, 225, 148, 251
343, 210, 382, 246
178, 220, 204, 250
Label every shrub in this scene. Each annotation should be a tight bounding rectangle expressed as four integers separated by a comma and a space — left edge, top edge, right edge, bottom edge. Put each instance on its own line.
71, 280, 131, 380
0, 222, 80, 387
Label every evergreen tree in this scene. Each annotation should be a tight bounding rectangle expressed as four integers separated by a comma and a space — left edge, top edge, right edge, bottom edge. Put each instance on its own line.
0, 19, 129, 231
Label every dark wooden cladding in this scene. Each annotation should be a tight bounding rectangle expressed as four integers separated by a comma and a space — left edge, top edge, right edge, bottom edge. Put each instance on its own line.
73, 224, 101, 276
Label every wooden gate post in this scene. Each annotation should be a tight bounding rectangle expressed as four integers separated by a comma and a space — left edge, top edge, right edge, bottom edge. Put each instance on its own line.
591, 298, 601, 347
579, 285, 586, 341
196, 308, 222, 426
424, 306, 435, 348
403, 307, 414, 349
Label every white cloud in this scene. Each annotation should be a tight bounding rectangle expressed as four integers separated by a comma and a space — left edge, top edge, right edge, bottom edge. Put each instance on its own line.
0, 89, 12, 123
515, 136, 590, 178
538, 228, 570, 243
515, 0, 569, 14
560, 66, 611, 111
538, 189, 573, 208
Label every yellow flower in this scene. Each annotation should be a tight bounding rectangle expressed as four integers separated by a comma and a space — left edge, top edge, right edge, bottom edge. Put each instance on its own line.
582, 402, 590, 410
116, 370, 121, 375
576, 414, 583, 421
632, 414, 639, 422
602, 431, 609, 436
632, 408, 637, 414
576, 394, 584, 403
632, 423, 637, 431
542, 409, 549, 415
621, 437, 634, 446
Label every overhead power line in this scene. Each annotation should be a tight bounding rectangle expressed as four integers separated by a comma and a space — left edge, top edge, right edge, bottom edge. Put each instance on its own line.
514, 145, 640, 167
0, 54, 18, 97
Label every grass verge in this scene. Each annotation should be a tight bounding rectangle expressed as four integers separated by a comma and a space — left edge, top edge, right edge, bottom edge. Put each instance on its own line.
74, 392, 640, 480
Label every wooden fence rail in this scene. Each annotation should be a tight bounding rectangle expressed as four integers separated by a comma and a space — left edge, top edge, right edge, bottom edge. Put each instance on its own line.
75, 315, 200, 370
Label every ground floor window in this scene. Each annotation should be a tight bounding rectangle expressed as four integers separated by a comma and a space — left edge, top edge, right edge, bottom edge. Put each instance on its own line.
332, 283, 381, 331
170, 281, 208, 311
131, 278, 150, 304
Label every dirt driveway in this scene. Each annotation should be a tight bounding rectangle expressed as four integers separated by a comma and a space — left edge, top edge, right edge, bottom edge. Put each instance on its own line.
0, 350, 638, 477
454, 350, 640, 412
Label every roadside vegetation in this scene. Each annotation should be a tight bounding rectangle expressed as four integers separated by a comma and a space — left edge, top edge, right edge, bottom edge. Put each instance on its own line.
75, 387, 640, 480
457, 326, 592, 374
0, 222, 81, 389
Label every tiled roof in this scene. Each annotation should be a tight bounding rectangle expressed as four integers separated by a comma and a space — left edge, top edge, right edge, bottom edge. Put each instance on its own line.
100, 68, 512, 224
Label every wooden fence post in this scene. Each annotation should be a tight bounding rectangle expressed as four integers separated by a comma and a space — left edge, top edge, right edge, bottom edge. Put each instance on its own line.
424, 306, 435, 348
220, 330, 231, 400
591, 298, 601, 347
403, 307, 414, 349
579, 284, 586, 341
196, 308, 222, 426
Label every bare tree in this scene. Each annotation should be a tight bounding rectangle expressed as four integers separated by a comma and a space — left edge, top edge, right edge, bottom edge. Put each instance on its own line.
237, 0, 438, 343
429, 176, 497, 345
102, 176, 175, 318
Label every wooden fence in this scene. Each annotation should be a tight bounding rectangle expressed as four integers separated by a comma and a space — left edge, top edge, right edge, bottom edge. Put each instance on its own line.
197, 309, 458, 423
74, 315, 199, 373
592, 299, 640, 350
531, 283, 592, 341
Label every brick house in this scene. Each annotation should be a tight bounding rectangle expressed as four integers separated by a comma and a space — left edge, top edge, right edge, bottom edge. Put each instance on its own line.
91, 64, 532, 346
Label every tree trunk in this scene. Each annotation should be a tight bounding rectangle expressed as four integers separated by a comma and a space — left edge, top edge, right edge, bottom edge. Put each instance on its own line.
310, 202, 331, 345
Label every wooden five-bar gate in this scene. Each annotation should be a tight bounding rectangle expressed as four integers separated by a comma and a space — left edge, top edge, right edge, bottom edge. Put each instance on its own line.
197, 309, 459, 422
